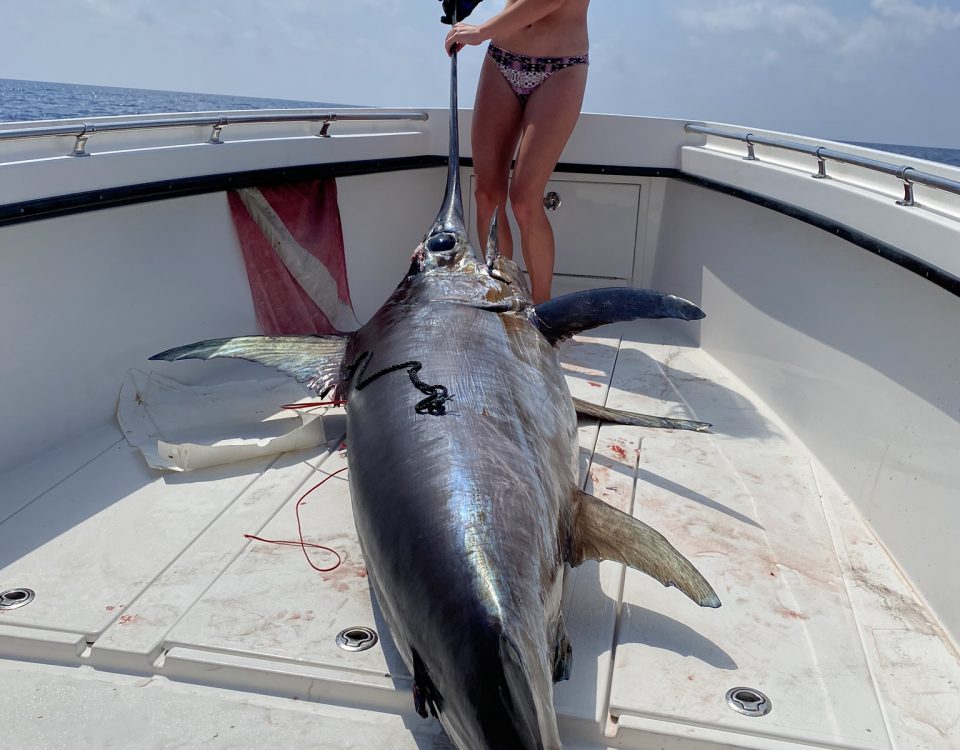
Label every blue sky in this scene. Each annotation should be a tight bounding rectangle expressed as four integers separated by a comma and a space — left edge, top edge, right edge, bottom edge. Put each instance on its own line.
1, 0, 958, 146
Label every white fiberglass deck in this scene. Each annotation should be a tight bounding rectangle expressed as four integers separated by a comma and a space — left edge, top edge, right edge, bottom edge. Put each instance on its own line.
1, 322, 957, 749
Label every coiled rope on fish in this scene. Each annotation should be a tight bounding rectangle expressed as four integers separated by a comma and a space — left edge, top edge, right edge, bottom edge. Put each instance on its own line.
345, 351, 454, 416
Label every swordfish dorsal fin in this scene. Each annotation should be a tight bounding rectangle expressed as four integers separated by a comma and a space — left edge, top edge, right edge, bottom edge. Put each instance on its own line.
567, 488, 721, 608
485, 206, 500, 268
150, 334, 349, 395
532, 288, 705, 344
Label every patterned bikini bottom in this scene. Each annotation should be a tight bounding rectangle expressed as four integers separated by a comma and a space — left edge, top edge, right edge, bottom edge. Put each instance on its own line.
487, 44, 589, 105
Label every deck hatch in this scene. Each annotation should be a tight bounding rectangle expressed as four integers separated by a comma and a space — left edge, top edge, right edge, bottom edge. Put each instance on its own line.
0, 588, 35, 610
725, 687, 772, 717
336, 627, 379, 653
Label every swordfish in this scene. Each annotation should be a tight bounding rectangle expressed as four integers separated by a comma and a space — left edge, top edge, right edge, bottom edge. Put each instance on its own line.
151, 40, 719, 750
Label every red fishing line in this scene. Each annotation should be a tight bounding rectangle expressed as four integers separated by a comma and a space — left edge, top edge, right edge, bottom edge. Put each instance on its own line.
244, 466, 349, 572
280, 400, 348, 410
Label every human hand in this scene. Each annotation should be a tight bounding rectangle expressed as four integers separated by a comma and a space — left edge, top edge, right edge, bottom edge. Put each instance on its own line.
439, 1, 483, 25
444, 22, 487, 55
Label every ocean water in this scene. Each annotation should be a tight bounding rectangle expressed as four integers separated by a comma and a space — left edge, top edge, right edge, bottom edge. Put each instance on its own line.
850, 142, 960, 168
2, 78, 959, 169
0, 78, 342, 123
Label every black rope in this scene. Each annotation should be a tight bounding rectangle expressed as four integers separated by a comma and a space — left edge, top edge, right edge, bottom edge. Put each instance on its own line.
344, 351, 453, 416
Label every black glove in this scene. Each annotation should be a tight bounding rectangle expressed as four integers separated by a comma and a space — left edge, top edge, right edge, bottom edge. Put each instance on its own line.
439, 0, 484, 24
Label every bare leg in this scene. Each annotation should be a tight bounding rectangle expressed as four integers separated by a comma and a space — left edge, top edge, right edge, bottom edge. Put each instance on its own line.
509, 64, 587, 303
472, 55, 523, 259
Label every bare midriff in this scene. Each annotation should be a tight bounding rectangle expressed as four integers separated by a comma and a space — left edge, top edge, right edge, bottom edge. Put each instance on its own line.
491, 0, 590, 57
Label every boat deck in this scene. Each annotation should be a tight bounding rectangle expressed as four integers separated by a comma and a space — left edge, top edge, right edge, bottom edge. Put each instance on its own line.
1, 322, 957, 749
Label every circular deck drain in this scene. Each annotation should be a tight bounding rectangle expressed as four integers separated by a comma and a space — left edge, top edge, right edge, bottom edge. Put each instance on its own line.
725, 687, 772, 717
0, 588, 35, 610
336, 627, 378, 652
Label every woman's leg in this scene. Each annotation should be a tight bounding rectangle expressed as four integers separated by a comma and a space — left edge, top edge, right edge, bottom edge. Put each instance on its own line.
472, 54, 524, 259
509, 64, 588, 303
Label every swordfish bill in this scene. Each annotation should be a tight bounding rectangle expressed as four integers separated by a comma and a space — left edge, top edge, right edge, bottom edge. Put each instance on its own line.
426, 28, 469, 245
150, 29, 720, 750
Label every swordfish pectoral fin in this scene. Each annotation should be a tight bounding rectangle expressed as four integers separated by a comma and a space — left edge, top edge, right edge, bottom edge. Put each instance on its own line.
573, 397, 712, 432
568, 489, 721, 608
411, 649, 443, 719
532, 287, 705, 344
149, 334, 350, 394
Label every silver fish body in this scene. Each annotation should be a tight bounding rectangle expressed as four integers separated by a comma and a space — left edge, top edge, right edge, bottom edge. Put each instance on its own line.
342, 256, 573, 748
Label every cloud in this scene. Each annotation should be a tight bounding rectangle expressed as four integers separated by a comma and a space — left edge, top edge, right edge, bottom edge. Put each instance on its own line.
676, 1, 843, 43
676, 0, 960, 56
81, 0, 142, 23
873, 0, 960, 27
842, 0, 960, 54
760, 48, 782, 65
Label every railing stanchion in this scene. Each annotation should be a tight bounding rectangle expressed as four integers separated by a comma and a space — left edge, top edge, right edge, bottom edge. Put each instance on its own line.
72, 124, 92, 157
0, 110, 430, 156
812, 148, 828, 179
684, 123, 960, 204
897, 168, 917, 207
208, 117, 226, 144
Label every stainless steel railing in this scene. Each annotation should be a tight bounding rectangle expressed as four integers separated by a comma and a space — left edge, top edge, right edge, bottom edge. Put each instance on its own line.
684, 123, 960, 206
0, 110, 430, 157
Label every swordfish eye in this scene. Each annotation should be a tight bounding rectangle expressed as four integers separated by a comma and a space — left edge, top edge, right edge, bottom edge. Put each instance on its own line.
424, 232, 458, 254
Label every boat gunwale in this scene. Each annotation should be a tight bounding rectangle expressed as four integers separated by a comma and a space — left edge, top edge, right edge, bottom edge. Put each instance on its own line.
1, 155, 957, 300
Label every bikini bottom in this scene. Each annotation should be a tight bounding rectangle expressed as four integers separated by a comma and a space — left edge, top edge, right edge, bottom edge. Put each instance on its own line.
487, 43, 589, 105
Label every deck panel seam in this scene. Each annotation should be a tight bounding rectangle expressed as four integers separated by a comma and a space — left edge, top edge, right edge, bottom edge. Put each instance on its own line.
808, 459, 897, 748
87, 451, 285, 644
93, 435, 347, 660
0, 437, 123, 526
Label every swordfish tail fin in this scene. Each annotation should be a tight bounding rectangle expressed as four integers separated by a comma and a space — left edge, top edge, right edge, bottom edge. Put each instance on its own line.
149, 334, 349, 394
532, 287, 705, 344
568, 488, 721, 608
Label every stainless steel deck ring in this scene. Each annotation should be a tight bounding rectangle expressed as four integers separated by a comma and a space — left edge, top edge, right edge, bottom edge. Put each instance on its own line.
0, 588, 36, 610
543, 191, 562, 211
725, 686, 772, 717
336, 626, 378, 652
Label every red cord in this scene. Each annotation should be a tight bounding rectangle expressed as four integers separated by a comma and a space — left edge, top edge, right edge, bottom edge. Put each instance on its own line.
280, 400, 348, 410
244, 466, 349, 572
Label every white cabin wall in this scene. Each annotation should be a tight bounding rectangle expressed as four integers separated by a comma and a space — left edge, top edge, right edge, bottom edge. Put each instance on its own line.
0, 167, 450, 476
0, 194, 258, 476
336, 168, 446, 322
648, 178, 960, 640
465, 171, 653, 297
633, 178, 669, 290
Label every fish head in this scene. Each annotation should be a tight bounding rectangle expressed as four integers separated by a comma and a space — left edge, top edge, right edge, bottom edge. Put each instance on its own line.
406, 200, 534, 310
405, 235, 535, 314
487, 253, 529, 291
415, 226, 478, 273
